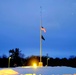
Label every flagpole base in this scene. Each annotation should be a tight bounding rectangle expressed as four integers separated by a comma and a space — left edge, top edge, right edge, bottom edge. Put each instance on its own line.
39, 62, 43, 67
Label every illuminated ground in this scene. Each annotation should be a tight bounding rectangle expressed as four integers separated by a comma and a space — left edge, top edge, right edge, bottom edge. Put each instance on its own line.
0, 66, 76, 75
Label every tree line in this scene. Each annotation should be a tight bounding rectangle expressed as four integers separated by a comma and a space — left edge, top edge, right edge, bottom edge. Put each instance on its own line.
0, 48, 76, 68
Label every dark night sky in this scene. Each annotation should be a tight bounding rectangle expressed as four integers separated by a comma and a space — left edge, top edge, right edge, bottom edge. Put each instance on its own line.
0, 0, 76, 58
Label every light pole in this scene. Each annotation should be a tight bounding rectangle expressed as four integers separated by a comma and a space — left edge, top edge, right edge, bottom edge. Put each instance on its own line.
47, 58, 49, 66
8, 57, 11, 67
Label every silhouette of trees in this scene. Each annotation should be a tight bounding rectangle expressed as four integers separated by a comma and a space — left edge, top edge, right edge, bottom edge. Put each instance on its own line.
61, 58, 68, 66
68, 56, 76, 67
0, 48, 76, 68
0, 54, 8, 67
9, 48, 24, 67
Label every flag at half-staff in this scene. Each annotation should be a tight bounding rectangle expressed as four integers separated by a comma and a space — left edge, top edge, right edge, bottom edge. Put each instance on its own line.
41, 26, 46, 41
39, 26, 46, 66
39, 6, 46, 66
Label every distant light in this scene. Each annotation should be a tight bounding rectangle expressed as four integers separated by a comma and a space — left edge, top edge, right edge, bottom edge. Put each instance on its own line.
9, 57, 11, 59
33, 63, 37, 69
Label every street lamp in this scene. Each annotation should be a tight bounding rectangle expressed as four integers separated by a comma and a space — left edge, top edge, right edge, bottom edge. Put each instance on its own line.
8, 57, 11, 67
47, 58, 49, 66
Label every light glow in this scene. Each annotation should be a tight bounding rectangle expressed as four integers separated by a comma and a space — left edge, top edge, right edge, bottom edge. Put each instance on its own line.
33, 63, 37, 68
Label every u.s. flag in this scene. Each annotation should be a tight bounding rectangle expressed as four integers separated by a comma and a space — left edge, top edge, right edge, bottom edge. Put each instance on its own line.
41, 26, 46, 32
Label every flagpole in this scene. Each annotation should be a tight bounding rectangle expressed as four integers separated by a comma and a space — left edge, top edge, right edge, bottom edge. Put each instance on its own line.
39, 6, 43, 66
40, 6, 42, 62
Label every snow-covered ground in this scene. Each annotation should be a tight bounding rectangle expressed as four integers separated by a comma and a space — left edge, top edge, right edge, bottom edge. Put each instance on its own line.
0, 66, 76, 75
